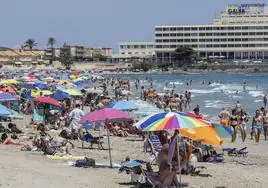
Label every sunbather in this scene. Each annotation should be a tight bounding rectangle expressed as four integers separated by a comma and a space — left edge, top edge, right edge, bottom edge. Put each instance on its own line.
0, 133, 26, 146
8, 123, 23, 134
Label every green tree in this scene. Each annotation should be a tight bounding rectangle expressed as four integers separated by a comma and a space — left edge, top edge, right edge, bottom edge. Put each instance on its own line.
172, 46, 196, 62
25, 38, 37, 51
59, 48, 73, 70
47, 37, 57, 64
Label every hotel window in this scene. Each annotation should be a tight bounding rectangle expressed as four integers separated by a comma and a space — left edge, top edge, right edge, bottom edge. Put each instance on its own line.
249, 32, 255, 36
199, 27, 206, 31
192, 45, 198, 48
221, 44, 227, 47
199, 39, 206, 42
163, 39, 169, 42
170, 33, 176, 37
256, 32, 264, 35
170, 45, 176, 48
199, 33, 205, 36
220, 33, 227, 36
235, 33, 241, 36
170, 39, 176, 43
264, 32, 268, 35
199, 44, 206, 48
235, 38, 241, 41
177, 33, 183, 37
213, 33, 220, 36
205, 27, 212, 31
264, 26, 268, 29
156, 45, 162, 48
206, 33, 212, 36
235, 44, 241, 47
228, 33, 235, 36
170, 28, 176, 31
242, 38, 249, 41
228, 38, 234, 42
184, 27, 190, 31
163, 45, 170, 48
228, 44, 234, 47
184, 39, 191, 42
121, 52, 125, 55
163, 34, 169, 37
155, 34, 162, 37
228, 27, 234, 30
155, 28, 162, 31
242, 26, 249, 30
256, 26, 264, 30
163, 28, 169, 31
155, 39, 162, 42
242, 32, 249, 36
249, 44, 255, 47
206, 44, 213, 48
214, 39, 220, 42
128, 52, 132, 55
264, 38, 268, 41
235, 27, 242, 30
191, 39, 198, 42
221, 39, 227, 42
242, 44, 249, 47
256, 44, 264, 47
191, 27, 198, 31
177, 27, 183, 31
184, 33, 191, 37
177, 39, 183, 42
206, 39, 213, 42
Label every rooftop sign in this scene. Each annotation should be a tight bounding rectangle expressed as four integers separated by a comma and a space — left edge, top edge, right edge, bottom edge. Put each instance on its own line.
227, 3, 265, 15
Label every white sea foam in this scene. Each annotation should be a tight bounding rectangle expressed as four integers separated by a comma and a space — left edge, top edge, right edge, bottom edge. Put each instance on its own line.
209, 83, 221, 87
254, 99, 262, 103
248, 91, 264, 98
204, 100, 230, 109
169, 81, 183, 85
188, 89, 216, 94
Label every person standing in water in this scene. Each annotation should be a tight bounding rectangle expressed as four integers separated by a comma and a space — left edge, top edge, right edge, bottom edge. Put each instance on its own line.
243, 81, 247, 92
263, 94, 267, 108
262, 109, 268, 141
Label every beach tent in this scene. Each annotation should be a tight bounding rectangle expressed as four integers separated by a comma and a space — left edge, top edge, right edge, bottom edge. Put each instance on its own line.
0, 104, 12, 116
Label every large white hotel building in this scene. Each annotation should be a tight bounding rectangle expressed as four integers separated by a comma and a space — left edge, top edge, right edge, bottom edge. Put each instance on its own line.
155, 3, 268, 61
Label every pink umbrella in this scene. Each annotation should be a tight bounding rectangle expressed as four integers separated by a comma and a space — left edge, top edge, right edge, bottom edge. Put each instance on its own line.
80, 108, 131, 124
80, 108, 132, 167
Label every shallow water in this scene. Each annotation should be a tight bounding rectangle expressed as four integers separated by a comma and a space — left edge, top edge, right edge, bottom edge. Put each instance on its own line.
106, 72, 268, 120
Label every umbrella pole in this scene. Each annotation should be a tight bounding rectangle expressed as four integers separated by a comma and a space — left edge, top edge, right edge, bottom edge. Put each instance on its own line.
107, 129, 113, 168
177, 136, 182, 186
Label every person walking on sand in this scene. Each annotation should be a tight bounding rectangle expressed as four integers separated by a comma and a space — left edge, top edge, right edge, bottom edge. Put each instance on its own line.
252, 109, 263, 143
263, 109, 268, 140
218, 107, 230, 126
68, 104, 84, 140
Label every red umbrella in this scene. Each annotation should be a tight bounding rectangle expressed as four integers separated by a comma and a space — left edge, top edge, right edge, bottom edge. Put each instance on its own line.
34, 96, 60, 107
0, 87, 17, 95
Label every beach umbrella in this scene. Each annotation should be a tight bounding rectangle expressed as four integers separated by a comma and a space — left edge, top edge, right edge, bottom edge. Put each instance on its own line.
52, 90, 72, 101
211, 122, 233, 138
0, 87, 17, 95
81, 108, 132, 167
5, 108, 23, 119
0, 93, 18, 102
0, 104, 12, 116
34, 96, 61, 107
136, 111, 220, 185
106, 101, 138, 111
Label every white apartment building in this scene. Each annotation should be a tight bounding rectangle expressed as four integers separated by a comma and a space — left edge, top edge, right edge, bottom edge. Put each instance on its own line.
155, 3, 268, 61
118, 42, 155, 58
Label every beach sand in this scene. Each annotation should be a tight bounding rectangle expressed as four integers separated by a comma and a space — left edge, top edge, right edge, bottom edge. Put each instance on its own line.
1, 117, 268, 188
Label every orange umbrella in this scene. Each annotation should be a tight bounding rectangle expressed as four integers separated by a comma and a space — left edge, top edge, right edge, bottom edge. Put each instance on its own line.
0, 87, 17, 95
180, 127, 223, 146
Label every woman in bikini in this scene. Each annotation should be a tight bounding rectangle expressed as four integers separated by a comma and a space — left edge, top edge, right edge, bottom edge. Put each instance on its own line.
0, 133, 26, 146
252, 109, 263, 143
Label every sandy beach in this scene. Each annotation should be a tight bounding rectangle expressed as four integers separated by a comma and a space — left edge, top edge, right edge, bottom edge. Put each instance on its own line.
1, 116, 268, 188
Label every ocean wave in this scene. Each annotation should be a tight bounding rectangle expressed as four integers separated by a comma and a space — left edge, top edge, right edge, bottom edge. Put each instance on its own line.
248, 91, 264, 98
254, 99, 262, 103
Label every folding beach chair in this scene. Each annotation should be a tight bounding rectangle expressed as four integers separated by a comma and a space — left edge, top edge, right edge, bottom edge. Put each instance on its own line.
81, 129, 104, 149
148, 135, 163, 164
228, 147, 248, 157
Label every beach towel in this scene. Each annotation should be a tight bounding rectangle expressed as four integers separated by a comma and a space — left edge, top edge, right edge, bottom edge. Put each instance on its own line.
47, 155, 85, 160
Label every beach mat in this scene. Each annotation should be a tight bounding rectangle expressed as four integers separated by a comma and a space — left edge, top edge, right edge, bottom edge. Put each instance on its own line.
47, 155, 85, 161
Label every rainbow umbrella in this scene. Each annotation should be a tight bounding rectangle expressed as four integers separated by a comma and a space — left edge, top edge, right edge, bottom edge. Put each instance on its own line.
211, 122, 233, 138
136, 112, 211, 131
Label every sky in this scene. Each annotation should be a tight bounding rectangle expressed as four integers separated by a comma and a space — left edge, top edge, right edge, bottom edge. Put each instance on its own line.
0, 0, 265, 52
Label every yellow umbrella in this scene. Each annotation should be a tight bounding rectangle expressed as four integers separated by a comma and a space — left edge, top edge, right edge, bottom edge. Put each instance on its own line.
0, 79, 18, 85
31, 89, 53, 97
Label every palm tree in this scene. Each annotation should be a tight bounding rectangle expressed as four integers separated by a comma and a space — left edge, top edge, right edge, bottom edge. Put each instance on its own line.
24, 38, 37, 51
47, 37, 57, 64
47, 37, 56, 49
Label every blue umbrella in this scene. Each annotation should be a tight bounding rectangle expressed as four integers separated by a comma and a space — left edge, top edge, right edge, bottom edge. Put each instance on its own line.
107, 101, 138, 111
21, 90, 33, 100
0, 93, 18, 102
52, 91, 72, 101
0, 104, 12, 116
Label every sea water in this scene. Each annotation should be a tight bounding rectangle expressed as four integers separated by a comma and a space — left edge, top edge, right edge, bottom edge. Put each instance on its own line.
106, 72, 268, 121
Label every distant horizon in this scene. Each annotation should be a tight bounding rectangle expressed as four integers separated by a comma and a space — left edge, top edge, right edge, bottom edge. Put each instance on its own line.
0, 0, 264, 52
